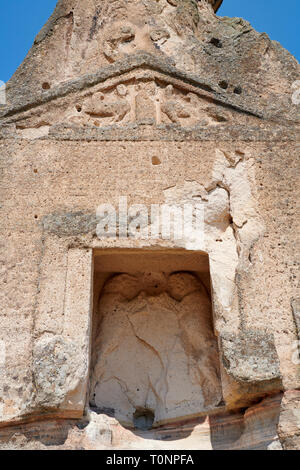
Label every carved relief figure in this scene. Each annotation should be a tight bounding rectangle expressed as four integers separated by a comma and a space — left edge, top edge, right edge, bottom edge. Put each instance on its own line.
83, 84, 130, 122
65, 79, 230, 128
135, 81, 157, 122
103, 24, 136, 62
161, 84, 192, 124
160, 84, 230, 126
68, 84, 131, 126
90, 272, 222, 428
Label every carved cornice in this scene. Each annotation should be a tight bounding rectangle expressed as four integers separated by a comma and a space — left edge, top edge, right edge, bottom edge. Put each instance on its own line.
0, 52, 263, 123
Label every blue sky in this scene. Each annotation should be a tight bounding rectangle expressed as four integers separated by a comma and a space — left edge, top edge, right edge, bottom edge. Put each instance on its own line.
0, 0, 299, 82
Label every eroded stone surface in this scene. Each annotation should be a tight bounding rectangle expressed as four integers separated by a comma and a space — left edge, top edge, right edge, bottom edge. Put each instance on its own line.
3, 0, 299, 126
292, 299, 300, 340
0, 0, 299, 450
33, 336, 86, 413
0, 394, 283, 450
278, 390, 300, 450
90, 272, 222, 427
220, 330, 281, 383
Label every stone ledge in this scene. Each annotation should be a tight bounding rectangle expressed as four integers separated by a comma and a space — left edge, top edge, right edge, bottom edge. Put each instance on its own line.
0, 53, 264, 121
1, 122, 297, 142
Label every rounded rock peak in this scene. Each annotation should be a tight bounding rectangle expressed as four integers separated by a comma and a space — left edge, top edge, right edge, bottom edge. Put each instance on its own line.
7, 0, 224, 107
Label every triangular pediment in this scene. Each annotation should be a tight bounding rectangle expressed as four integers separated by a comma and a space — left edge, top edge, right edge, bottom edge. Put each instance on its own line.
0, 53, 264, 136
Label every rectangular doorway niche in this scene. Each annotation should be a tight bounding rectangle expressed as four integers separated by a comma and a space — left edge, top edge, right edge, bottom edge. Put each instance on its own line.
90, 250, 222, 429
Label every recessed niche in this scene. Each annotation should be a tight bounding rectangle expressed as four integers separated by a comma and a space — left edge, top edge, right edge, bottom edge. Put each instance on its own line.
90, 250, 222, 428
133, 408, 155, 430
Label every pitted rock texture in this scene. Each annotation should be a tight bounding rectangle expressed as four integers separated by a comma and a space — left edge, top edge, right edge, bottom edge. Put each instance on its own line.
278, 390, 300, 450
33, 336, 87, 413
90, 272, 222, 427
220, 330, 281, 384
291, 299, 300, 340
3, 0, 299, 124
0, 395, 284, 450
0, 0, 299, 451
0, 54, 265, 137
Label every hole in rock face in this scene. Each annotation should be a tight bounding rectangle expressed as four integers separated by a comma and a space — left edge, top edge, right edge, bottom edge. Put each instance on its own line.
152, 156, 161, 166
90, 251, 222, 429
133, 408, 155, 430
234, 86, 242, 95
219, 80, 228, 90
42, 82, 51, 90
210, 37, 222, 48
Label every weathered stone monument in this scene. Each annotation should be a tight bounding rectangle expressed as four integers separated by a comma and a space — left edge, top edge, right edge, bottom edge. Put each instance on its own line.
0, 0, 299, 450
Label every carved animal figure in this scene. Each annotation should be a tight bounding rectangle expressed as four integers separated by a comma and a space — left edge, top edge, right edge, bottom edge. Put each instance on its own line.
103, 24, 136, 62
161, 84, 191, 124
83, 86, 130, 123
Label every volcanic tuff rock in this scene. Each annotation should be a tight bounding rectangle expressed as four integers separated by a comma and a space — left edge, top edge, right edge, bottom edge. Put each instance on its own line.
0, 0, 299, 450
90, 272, 222, 427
